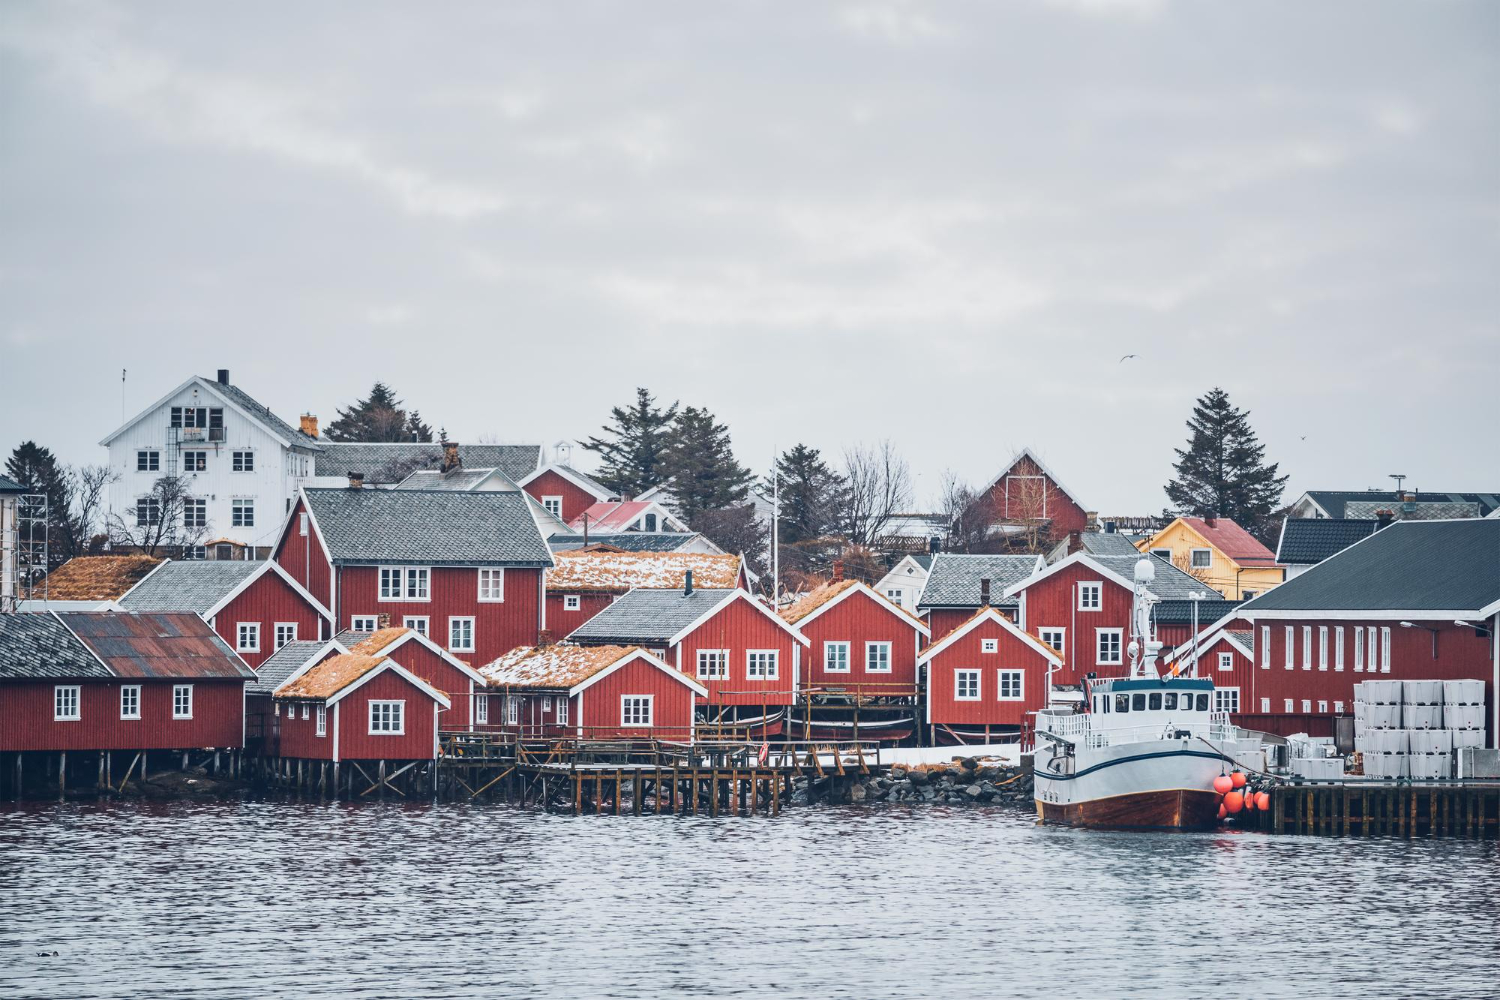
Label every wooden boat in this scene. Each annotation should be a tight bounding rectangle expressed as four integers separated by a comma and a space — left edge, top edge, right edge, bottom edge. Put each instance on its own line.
784, 707, 915, 742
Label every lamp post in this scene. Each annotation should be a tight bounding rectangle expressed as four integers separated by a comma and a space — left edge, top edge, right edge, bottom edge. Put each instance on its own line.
1188, 590, 1208, 677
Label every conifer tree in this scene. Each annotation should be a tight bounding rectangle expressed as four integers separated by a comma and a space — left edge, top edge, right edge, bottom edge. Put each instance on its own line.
1164, 388, 1288, 543
660, 406, 752, 524
579, 388, 679, 497
5, 441, 73, 568
324, 382, 435, 442
764, 444, 846, 545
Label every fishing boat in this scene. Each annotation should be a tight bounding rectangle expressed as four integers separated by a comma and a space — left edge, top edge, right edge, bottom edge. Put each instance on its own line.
1033, 555, 1264, 831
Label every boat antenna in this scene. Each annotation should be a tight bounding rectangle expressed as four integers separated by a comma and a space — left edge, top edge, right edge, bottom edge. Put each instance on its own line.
1127, 555, 1162, 679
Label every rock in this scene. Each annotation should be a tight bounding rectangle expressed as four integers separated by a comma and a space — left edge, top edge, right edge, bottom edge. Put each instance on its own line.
876, 776, 893, 789
977, 766, 1001, 781
891, 766, 908, 780
962, 784, 984, 800
952, 769, 976, 785
945, 765, 965, 779
849, 783, 867, 802
961, 757, 979, 771
908, 769, 930, 785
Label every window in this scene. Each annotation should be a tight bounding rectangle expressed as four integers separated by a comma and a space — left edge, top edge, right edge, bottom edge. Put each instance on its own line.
478, 568, 505, 602
274, 623, 297, 649
369, 700, 405, 734
379, 566, 430, 601
998, 669, 1024, 701
621, 695, 654, 727
120, 684, 141, 720
183, 451, 206, 472
821, 641, 850, 673
955, 669, 981, 701
185, 545, 207, 560
1354, 627, 1364, 672
1284, 698, 1294, 712
1150, 548, 1172, 562
981, 638, 999, 654
172, 684, 193, 719
1300, 699, 1312, 713
1335, 627, 1345, 671
866, 642, 892, 673
54, 685, 81, 721
449, 617, 475, 652
274, 703, 280, 717
301, 703, 310, 720
1284, 626, 1294, 669
1366, 626, 1378, 672
475, 695, 489, 725
231, 499, 254, 527
746, 650, 779, 680
697, 649, 729, 680
1242, 591, 1256, 601
1260, 626, 1270, 668
232, 450, 254, 472
1039, 628, 1065, 653
1380, 627, 1391, 673
1299, 626, 1310, 670
541, 496, 563, 518
1078, 582, 1102, 611
1190, 548, 1212, 569
1317, 700, 1328, 713
183, 497, 207, 528
136, 450, 160, 472
1334, 701, 1345, 714
556, 696, 569, 725
299, 512, 310, 537
1218, 652, 1234, 672
506, 696, 520, 726
886, 588, 903, 603
237, 622, 260, 653
542, 697, 552, 713
1260, 697, 1270, 712
351, 615, 378, 631
136, 497, 161, 526
1215, 688, 1240, 713
402, 616, 428, 637
643, 513, 657, 531
1318, 626, 1329, 671
1148, 693, 1162, 710
563, 595, 581, 612
1096, 628, 1123, 665
316, 705, 326, 737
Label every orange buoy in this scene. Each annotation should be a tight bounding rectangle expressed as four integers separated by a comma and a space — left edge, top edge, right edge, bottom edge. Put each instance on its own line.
1218, 803, 1227, 820
1243, 792, 1256, 811
1230, 771, 1247, 788
1224, 790, 1244, 813
1213, 775, 1234, 795
1255, 791, 1271, 811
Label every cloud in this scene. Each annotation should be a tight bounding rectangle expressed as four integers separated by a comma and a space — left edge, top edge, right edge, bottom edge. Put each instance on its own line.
838, 2, 950, 43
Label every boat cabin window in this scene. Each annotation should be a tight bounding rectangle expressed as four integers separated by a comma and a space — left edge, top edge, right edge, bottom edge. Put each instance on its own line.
1132, 693, 1146, 711
1196, 694, 1210, 711
1148, 693, 1162, 710
1115, 693, 1130, 713
1163, 692, 1177, 710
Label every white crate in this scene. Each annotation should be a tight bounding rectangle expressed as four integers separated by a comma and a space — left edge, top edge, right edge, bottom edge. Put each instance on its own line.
1402, 704, 1443, 729
1407, 753, 1452, 780
1364, 703, 1402, 729
1444, 704, 1485, 730
1408, 730, 1453, 754
1402, 680, 1443, 706
1442, 679, 1485, 706
1362, 680, 1403, 705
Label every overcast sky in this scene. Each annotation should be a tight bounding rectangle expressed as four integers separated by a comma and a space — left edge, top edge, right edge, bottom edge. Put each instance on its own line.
2, 1, 1496, 513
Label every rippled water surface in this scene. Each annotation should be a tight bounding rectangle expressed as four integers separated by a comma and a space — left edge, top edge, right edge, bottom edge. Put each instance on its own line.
1, 800, 1496, 999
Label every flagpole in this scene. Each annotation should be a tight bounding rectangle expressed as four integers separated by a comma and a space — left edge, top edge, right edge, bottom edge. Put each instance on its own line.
771, 448, 779, 606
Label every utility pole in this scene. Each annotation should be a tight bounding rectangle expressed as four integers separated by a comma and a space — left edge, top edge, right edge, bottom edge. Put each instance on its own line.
771, 450, 779, 607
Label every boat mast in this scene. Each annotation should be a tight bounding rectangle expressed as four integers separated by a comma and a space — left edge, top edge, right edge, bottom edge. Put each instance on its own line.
1127, 556, 1163, 679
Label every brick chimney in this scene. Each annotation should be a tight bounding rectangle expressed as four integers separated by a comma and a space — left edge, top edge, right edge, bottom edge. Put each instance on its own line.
1205, 515, 1218, 528
300, 413, 319, 438
377, 613, 391, 630
442, 441, 461, 473
832, 559, 844, 582
979, 577, 991, 607
1375, 509, 1394, 529
347, 471, 365, 489
684, 569, 694, 597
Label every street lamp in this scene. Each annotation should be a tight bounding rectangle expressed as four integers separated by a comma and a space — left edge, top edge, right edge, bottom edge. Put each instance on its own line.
1188, 590, 1208, 676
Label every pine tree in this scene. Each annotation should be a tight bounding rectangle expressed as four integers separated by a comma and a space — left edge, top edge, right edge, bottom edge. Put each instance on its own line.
5, 441, 75, 568
324, 382, 435, 442
579, 388, 679, 496
1164, 387, 1288, 543
764, 444, 845, 545
660, 406, 753, 524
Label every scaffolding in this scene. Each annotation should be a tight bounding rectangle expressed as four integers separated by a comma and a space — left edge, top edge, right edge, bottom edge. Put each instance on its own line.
1, 493, 48, 612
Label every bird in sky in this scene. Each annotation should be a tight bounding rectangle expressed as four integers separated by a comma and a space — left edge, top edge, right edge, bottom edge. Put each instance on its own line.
1119, 354, 1139, 363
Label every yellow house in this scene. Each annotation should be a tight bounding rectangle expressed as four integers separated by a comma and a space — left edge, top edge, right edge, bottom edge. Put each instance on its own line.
1137, 516, 1284, 601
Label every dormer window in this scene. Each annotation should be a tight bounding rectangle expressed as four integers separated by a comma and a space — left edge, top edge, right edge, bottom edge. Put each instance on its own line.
643, 513, 657, 531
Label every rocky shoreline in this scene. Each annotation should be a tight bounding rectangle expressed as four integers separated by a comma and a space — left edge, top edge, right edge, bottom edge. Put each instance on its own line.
791, 756, 1034, 808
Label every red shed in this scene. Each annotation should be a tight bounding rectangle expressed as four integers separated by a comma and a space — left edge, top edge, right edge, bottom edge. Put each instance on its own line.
920, 608, 1063, 745
517, 464, 616, 525
544, 549, 749, 637
1166, 627, 1256, 719
976, 448, 1091, 544
340, 626, 488, 731
781, 580, 929, 692
479, 644, 706, 741
274, 651, 448, 761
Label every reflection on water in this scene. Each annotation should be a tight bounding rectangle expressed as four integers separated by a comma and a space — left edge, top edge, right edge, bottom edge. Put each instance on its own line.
1, 800, 1496, 999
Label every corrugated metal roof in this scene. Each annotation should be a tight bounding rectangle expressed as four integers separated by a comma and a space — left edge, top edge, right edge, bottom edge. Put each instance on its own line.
303, 488, 553, 566
57, 613, 254, 680
117, 561, 261, 615
1179, 517, 1280, 566
0, 613, 112, 680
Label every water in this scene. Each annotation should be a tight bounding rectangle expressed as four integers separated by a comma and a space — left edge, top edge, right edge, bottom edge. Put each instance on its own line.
1, 801, 1496, 1000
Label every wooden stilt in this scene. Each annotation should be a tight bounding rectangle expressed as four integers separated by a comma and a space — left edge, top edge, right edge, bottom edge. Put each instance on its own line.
378, 760, 387, 801
13, 753, 20, 802
58, 751, 66, 801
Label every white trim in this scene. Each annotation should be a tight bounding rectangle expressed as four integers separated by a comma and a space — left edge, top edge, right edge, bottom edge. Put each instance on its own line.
954, 668, 981, 701
864, 640, 893, 674
563, 594, 581, 612
917, 607, 1063, 667
367, 699, 406, 736
99, 374, 310, 450
540, 496, 564, 519
822, 640, 851, 674
783, 580, 930, 638
477, 567, 506, 603
53, 684, 81, 721
1000, 551, 1140, 602
665, 588, 811, 647
236, 621, 261, 653
377, 565, 431, 603
273, 621, 299, 650
1095, 627, 1124, 666
745, 648, 780, 681
997, 668, 1025, 701
980, 447, 1086, 514
619, 693, 655, 728
696, 647, 730, 680
119, 683, 142, 720
269, 639, 346, 692
447, 615, 477, 653
355, 627, 488, 685
567, 647, 708, 698
172, 683, 194, 719
202, 559, 334, 624
1169, 627, 1254, 664
326, 659, 451, 710
1240, 608, 1497, 622
517, 463, 616, 501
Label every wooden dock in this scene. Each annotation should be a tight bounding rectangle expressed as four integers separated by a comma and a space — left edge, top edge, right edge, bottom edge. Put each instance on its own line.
1253, 782, 1500, 838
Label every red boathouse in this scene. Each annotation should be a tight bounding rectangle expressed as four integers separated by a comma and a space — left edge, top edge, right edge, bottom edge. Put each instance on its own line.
920, 608, 1063, 745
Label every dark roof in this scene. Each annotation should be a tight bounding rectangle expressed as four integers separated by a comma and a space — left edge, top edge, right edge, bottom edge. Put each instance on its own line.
0, 474, 25, 494
0, 613, 112, 680
1241, 519, 1500, 614
333, 629, 373, 646
117, 561, 262, 615
1343, 500, 1479, 520
1302, 490, 1500, 518
566, 588, 736, 644
248, 640, 327, 696
314, 443, 539, 483
1077, 532, 1145, 557
1275, 519, 1379, 565
393, 468, 508, 491
910, 554, 935, 571
916, 554, 1040, 609
303, 488, 552, 566
1154, 599, 1241, 625
211, 378, 323, 452
55, 613, 255, 680
547, 532, 711, 553
1226, 629, 1254, 648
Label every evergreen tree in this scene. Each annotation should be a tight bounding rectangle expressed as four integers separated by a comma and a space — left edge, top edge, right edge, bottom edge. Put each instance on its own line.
763, 444, 845, 545
324, 382, 435, 442
692, 504, 769, 579
1164, 387, 1288, 543
579, 388, 679, 496
5, 441, 75, 568
661, 406, 753, 524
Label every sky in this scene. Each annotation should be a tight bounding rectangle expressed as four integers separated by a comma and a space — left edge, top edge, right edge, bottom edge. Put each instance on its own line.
2, 0, 1496, 514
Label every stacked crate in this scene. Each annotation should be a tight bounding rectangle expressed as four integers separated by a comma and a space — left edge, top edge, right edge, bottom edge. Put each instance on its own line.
1352, 679, 1485, 780
1355, 681, 1408, 778
1444, 680, 1486, 752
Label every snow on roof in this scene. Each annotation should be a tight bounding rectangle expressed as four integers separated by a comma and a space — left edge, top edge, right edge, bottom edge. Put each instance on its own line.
276, 653, 388, 700
547, 550, 740, 592
478, 643, 639, 690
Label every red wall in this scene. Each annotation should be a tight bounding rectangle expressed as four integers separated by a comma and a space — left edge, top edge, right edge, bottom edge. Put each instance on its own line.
546, 591, 616, 638
381, 641, 475, 731
673, 598, 800, 706
926, 620, 1052, 728
213, 570, 328, 669
0, 680, 245, 751
798, 591, 922, 692
274, 498, 333, 611
579, 660, 696, 740
336, 566, 542, 667
982, 455, 1089, 540
522, 470, 599, 525
279, 670, 439, 761
1018, 562, 1133, 684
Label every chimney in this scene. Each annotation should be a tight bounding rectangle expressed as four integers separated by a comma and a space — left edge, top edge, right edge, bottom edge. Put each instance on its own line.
1401, 492, 1417, 515
1067, 530, 1082, 555
1205, 515, 1218, 528
979, 577, 991, 607
442, 441, 461, 473
537, 629, 555, 647
1375, 509, 1394, 529
377, 613, 391, 630
928, 536, 942, 555
347, 471, 365, 489
684, 569, 694, 597
217, 369, 230, 385
832, 559, 844, 582
300, 413, 319, 439
1084, 511, 1099, 531
1104, 521, 1117, 534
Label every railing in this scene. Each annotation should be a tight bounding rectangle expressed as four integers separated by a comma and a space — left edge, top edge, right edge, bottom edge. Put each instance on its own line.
1037, 711, 1237, 749
437, 731, 886, 772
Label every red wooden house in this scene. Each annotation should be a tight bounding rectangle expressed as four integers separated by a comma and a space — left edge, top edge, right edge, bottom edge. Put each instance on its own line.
915, 553, 1045, 640
517, 464, 616, 524
274, 650, 450, 762
781, 579, 929, 692
544, 550, 749, 637
117, 558, 332, 669
1166, 626, 1255, 718
976, 448, 1091, 545
336, 626, 488, 731
919, 608, 1063, 745
273, 485, 553, 668
478, 644, 706, 741
567, 584, 809, 732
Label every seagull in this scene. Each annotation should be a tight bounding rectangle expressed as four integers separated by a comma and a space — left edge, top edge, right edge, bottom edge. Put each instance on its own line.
1119, 354, 1139, 363
1300, 436, 1308, 441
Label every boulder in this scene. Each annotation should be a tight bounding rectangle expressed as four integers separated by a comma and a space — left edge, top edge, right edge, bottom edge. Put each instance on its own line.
891, 766, 908, 780
961, 757, 979, 771
962, 783, 985, 800
908, 768, 930, 786
849, 782, 867, 802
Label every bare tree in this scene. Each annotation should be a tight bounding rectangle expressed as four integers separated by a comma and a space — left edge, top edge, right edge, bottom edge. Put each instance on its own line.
68, 464, 117, 556
937, 470, 989, 553
841, 441, 912, 546
994, 471, 1052, 554
107, 475, 208, 557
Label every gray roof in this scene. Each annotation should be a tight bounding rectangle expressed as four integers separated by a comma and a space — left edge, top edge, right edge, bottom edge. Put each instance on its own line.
916, 554, 1041, 609
547, 532, 712, 553
1343, 500, 1480, 521
1090, 554, 1210, 600
314, 443, 540, 483
211, 378, 323, 452
0, 613, 111, 680
303, 488, 553, 566
1078, 532, 1144, 557
1302, 490, 1500, 518
333, 629, 373, 646
1276, 519, 1379, 565
1154, 598, 1241, 626
554, 465, 614, 498
0, 474, 25, 494
1241, 518, 1500, 614
566, 588, 736, 644
395, 467, 511, 492
248, 640, 326, 696
117, 561, 262, 615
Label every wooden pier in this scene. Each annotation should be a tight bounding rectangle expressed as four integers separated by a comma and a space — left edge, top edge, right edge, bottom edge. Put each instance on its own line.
1253, 782, 1500, 838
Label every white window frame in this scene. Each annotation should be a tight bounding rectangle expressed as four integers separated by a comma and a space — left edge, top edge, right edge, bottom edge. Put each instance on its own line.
542, 696, 552, 713
1335, 626, 1345, 671
402, 615, 429, 637
301, 703, 310, 720
1190, 548, 1212, 569
1301, 626, 1312, 671
350, 615, 379, 632
1380, 627, 1391, 673
136, 449, 160, 472
997, 669, 1024, 701
1318, 626, 1329, 671
1284, 625, 1294, 669
620, 695, 654, 728
1215, 687, 1240, 713
1317, 700, 1328, 714
231, 498, 255, 527
316, 704, 327, 737
556, 696, 569, 725
1217, 652, 1234, 673
183, 497, 207, 528
1260, 626, 1270, 669
1354, 626, 1364, 672
1260, 697, 1270, 712
378, 566, 431, 602
1038, 628, 1065, 654
822, 641, 850, 674
475, 695, 489, 725
237, 622, 260, 653
1301, 699, 1312, 713
477, 568, 505, 603
54, 685, 81, 721
231, 450, 255, 473
697, 648, 729, 680
172, 684, 193, 720
448, 616, 476, 653
369, 700, 405, 735
981, 638, 999, 654
1334, 700, 1345, 714
563, 594, 581, 612
274, 622, 298, 649
1367, 625, 1379, 672
865, 641, 892, 674
1284, 698, 1294, 712
1096, 628, 1123, 666
955, 669, 981, 701
746, 649, 779, 680
299, 512, 310, 537
506, 696, 520, 726
541, 496, 563, 518
120, 684, 141, 720
1077, 582, 1102, 612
